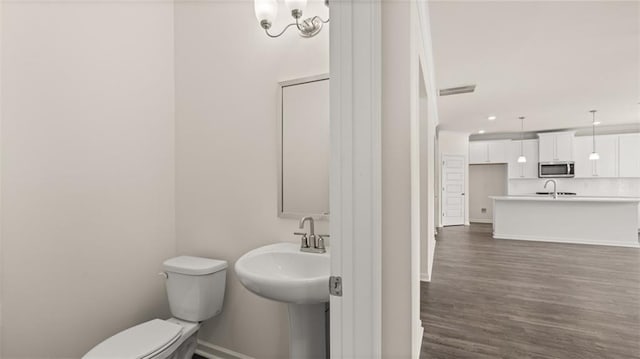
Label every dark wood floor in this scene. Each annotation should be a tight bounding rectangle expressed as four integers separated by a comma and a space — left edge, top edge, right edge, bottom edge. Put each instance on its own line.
421, 224, 640, 359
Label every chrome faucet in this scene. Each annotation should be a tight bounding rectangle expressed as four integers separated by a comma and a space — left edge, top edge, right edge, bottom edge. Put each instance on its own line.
294, 216, 327, 253
544, 179, 558, 199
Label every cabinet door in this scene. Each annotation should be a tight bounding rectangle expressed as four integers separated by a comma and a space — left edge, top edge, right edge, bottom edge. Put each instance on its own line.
469, 141, 489, 164
555, 133, 574, 161
488, 140, 509, 163
508, 140, 539, 178
619, 134, 640, 177
523, 140, 539, 178
573, 136, 593, 177
508, 141, 524, 178
538, 135, 555, 162
593, 135, 618, 177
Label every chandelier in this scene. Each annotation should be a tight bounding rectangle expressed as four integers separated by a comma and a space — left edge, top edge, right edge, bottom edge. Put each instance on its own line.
254, 0, 329, 38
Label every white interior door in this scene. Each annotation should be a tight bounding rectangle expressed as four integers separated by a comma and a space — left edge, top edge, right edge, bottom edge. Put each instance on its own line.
441, 155, 465, 226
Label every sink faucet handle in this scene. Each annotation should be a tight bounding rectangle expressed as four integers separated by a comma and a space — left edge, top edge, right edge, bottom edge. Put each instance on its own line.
293, 232, 309, 248
317, 234, 329, 250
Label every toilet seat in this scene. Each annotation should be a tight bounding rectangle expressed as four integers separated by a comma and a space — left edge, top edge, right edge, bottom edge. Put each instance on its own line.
83, 319, 183, 359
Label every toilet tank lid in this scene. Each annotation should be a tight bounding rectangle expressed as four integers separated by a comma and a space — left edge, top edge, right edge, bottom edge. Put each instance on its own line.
163, 256, 228, 275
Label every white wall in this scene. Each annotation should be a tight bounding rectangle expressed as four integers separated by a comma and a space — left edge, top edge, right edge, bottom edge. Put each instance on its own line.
437, 130, 470, 226
174, 1, 328, 357
381, 1, 413, 355
417, 5, 439, 283
0, 0, 3, 352
382, 0, 439, 356
469, 164, 508, 223
0, 2, 176, 357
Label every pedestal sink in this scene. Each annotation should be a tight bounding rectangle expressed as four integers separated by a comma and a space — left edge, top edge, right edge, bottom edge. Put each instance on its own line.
235, 242, 329, 359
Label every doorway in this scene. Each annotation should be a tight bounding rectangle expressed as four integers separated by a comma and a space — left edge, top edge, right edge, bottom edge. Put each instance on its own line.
468, 164, 507, 224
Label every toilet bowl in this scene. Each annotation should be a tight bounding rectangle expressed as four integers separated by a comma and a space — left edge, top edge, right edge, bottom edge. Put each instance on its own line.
83, 256, 227, 359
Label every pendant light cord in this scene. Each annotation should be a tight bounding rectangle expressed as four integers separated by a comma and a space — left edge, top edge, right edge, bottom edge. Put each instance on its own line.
520, 116, 525, 156
591, 110, 597, 153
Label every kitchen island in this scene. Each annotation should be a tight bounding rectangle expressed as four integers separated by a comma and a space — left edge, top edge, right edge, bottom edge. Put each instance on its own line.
491, 196, 640, 248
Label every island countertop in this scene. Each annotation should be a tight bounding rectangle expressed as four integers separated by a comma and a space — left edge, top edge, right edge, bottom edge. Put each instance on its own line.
490, 195, 640, 203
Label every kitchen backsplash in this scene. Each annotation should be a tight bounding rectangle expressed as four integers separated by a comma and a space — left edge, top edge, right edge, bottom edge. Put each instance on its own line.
509, 178, 640, 197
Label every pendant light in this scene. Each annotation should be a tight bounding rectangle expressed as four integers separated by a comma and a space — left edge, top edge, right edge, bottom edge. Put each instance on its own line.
589, 110, 600, 160
517, 116, 527, 163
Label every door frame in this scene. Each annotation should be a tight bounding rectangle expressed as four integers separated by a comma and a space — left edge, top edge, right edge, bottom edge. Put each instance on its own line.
329, 0, 382, 357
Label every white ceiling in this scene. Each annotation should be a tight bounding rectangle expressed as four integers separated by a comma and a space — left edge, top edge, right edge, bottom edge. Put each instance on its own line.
429, 1, 639, 134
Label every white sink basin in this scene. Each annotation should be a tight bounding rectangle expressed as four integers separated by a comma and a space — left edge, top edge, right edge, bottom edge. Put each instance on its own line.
235, 242, 330, 304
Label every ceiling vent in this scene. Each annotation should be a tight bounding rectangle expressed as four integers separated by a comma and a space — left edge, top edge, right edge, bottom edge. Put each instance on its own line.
439, 85, 476, 96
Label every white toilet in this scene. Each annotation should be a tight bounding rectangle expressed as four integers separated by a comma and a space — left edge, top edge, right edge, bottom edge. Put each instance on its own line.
83, 256, 228, 359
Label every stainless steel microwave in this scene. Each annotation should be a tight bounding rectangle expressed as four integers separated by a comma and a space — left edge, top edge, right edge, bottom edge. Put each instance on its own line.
538, 161, 575, 178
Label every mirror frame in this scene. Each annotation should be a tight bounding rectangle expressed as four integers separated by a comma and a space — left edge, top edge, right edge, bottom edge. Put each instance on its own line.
277, 73, 330, 220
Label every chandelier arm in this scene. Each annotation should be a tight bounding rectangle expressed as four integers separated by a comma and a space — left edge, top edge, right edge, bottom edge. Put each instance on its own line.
295, 16, 305, 32
294, 15, 328, 36
311, 15, 330, 24
263, 15, 329, 38
264, 22, 299, 38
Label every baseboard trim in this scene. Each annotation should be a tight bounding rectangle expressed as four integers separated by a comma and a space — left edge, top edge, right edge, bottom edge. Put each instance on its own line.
196, 340, 254, 359
493, 233, 640, 248
417, 321, 424, 357
469, 218, 492, 224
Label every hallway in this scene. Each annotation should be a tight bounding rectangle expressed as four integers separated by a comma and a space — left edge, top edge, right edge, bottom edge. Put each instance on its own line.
420, 224, 640, 359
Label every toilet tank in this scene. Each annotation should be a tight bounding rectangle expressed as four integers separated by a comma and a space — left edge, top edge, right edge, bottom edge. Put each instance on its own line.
162, 256, 228, 322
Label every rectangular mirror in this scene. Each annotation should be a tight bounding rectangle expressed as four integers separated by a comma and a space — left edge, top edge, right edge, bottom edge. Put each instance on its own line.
278, 74, 330, 219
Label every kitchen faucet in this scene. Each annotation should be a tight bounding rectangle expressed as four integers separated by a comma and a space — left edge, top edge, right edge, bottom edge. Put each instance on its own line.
544, 179, 558, 199
294, 216, 327, 253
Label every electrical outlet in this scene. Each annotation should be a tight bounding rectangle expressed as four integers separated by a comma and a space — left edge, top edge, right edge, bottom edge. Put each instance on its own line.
481, 208, 487, 213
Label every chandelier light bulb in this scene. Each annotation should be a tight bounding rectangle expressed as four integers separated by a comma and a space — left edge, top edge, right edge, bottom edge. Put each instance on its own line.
255, 0, 278, 26
285, 0, 308, 16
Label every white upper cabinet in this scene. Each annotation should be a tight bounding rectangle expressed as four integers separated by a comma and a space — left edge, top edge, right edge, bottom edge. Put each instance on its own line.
594, 135, 619, 177
555, 132, 574, 162
619, 133, 640, 177
574, 136, 592, 177
503, 132, 638, 179
488, 140, 509, 164
538, 135, 554, 162
538, 132, 575, 162
508, 139, 539, 179
574, 135, 619, 178
469, 140, 510, 164
469, 141, 489, 164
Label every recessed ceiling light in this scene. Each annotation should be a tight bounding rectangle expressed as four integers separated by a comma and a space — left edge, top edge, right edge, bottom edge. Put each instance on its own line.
478, 130, 486, 134
488, 115, 497, 121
